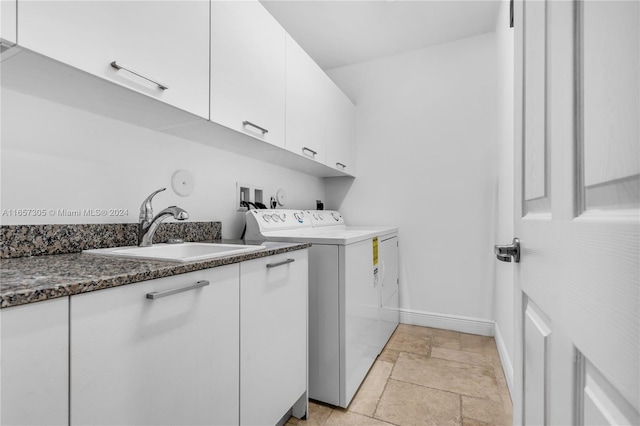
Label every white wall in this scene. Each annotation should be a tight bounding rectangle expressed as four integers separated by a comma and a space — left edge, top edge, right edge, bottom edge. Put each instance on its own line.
0, 88, 325, 238
326, 32, 499, 334
493, 0, 515, 392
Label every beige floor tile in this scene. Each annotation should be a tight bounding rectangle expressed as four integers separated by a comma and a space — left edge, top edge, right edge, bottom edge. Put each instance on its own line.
492, 358, 513, 419
289, 401, 334, 426
325, 410, 394, 426
418, 326, 461, 340
503, 406, 513, 426
431, 346, 494, 367
396, 323, 434, 337
348, 361, 394, 417
378, 347, 400, 364
374, 379, 461, 426
385, 328, 431, 356
462, 396, 508, 425
459, 334, 499, 356
462, 419, 493, 426
433, 335, 462, 349
391, 352, 501, 401
295, 326, 512, 426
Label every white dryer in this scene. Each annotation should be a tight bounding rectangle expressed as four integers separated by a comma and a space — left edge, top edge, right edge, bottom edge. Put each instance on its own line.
245, 209, 399, 408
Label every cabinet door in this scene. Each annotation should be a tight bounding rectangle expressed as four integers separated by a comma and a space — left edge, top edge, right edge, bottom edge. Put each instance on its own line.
18, 1, 209, 118
325, 82, 356, 176
379, 236, 399, 348
210, 0, 286, 148
240, 250, 308, 425
1, 298, 69, 426
71, 267, 239, 426
285, 34, 328, 164
1, 0, 16, 46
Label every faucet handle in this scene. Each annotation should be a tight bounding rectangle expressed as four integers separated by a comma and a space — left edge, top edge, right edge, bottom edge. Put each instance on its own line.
139, 187, 166, 223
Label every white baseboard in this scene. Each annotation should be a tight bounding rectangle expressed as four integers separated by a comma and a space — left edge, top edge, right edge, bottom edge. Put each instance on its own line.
399, 308, 495, 336
494, 322, 514, 396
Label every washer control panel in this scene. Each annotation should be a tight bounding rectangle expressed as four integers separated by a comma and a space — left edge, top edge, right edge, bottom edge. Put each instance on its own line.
305, 210, 345, 227
247, 209, 311, 231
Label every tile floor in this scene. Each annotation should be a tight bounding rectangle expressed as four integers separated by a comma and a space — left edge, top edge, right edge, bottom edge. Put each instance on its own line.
288, 324, 513, 426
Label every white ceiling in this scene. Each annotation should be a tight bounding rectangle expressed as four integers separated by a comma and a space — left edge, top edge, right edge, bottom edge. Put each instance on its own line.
261, 0, 501, 70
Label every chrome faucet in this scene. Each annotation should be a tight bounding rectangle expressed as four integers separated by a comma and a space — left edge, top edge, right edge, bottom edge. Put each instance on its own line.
138, 187, 189, 246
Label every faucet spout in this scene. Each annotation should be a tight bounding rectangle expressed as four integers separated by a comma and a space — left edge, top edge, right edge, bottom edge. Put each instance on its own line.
139, 187, 166, 227
138, 206, 189, 247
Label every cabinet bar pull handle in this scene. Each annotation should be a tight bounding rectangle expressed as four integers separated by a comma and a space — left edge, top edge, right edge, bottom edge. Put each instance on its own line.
266, 258, 295, 268
336, 162, 347, 169
146, 280, 209, 299
110, 61, 169, 90
242, 121, 269, 135
302, 147, 317, 158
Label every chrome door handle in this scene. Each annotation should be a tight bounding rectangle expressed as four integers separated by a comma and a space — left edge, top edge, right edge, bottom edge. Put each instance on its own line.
242, 121, 269, 135
336, 162, 347, 169
146, 280, 209, 299
302, 147, 317, 158
266, 258, 295, 268
494, 238, 520, 263
110, 61, 168, 90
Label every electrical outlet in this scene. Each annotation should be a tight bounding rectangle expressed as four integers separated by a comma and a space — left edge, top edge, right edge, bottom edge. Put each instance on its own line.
236, 182, 251, 212
236, 183, 264, 212
254, 189, 263, 206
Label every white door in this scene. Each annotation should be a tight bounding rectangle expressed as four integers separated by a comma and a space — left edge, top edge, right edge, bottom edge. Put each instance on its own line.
509, 0, 639, 424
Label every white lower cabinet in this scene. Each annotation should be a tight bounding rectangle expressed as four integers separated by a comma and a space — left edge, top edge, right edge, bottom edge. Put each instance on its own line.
2, 251, 309, 425
0, 297, 69, 426
240, 250, 308, 425
70, 266, 240, 426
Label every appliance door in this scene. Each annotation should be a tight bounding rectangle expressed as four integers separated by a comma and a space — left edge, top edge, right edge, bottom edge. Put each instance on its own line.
308, 244, 340, 406
379, 236, 399, 348
341, 238, 379, 407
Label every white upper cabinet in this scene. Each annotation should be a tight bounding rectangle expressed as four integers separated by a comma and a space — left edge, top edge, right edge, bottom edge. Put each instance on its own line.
325, 80, 356, 176
17, 0, 210, 119
1, 0, 16, 46
285, 34, 328, 164
210, 1, 286, 148
285, 34, 356, 175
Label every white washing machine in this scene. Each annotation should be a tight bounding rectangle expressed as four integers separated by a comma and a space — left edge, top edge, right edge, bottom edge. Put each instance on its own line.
245, 209, 399, 408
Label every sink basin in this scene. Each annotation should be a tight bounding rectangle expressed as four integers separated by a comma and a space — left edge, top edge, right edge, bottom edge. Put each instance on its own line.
84, 242, 266, 262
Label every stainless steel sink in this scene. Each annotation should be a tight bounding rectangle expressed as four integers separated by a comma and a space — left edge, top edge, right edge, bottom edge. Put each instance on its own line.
83, 242, 266, 262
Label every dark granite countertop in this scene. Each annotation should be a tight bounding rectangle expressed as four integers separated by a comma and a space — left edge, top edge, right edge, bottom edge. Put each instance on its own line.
0, 240, 311, 308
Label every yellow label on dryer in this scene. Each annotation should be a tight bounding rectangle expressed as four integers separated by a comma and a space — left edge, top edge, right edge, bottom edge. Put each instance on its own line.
372, 237, 379, 265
